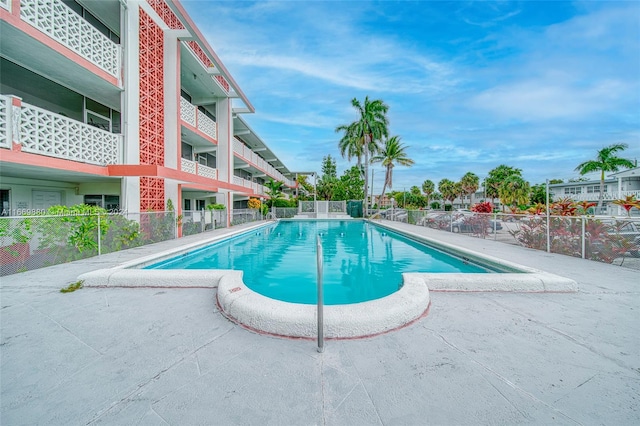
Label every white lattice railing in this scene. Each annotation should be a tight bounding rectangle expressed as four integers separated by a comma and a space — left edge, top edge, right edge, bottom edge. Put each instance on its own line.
233, 176, 244, 186
181, 158, 218, 180
180, 97, 196, 127
0, 96, 9, 149
0, 0, 10, 12
232, 138, 294, 186
181, 158, 196, 174
18, 103, 122, 165
197, 164, 217, 180
20, 0, 120, 78
197, 110, 216, 139
180, 98, 217, 140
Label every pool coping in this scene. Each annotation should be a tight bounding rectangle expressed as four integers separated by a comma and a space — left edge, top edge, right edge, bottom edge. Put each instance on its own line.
78, 219, 577, 339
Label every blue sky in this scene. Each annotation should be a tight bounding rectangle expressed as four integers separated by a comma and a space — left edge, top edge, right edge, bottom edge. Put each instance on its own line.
183, 0, 640, 192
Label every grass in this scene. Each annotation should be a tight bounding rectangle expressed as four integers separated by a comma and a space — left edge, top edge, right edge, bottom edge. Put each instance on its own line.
60, 280, 84, 293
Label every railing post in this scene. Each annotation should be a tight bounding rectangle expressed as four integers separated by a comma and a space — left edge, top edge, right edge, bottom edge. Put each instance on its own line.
316, 235, 324, 353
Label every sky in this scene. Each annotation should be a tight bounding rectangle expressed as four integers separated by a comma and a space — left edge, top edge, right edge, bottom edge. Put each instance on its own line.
182, 0, 640, 193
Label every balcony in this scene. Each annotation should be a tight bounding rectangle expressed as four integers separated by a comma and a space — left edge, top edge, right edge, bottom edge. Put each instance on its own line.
180, 97, 217, 140
18, 0, 120, 78
0, 95, 122, 166
553, 190, 640, 203
233, 139, 294, 186
181, 158, 218, 180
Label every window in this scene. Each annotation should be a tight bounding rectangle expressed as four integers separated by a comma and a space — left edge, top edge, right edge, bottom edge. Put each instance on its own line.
181, 143, 193, 160
84, 195, 120, 211
586, 185, 607, 193
564, 187, 582, 195
1, 190, 9, 216
196, 200, 205, 211
85, 98, 118, 132
197, 153, 216, 168
184, 199, 191, 210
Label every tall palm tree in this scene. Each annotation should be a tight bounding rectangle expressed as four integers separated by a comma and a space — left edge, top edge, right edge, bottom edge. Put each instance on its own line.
575, 143, 635, 210
460, 172, 480, 208
371, 136, 414, 202
438, 178, 457, 209
336, 96, 389, 213
422, 179, 435, 207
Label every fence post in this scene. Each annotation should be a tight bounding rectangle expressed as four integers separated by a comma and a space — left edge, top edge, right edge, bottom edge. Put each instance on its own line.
97, 214, 101, 256
581, 216, 586, 259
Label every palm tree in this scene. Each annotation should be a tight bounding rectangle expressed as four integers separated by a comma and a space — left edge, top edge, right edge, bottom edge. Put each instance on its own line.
460, 172, 480, 208
575, 143, 635, 210
438, 178, 457, 209
422, 179, 435, 207
336, 96, 389, 214
498, 175, 530, 210
371, 136, 414, 202
264, 179, 284, 208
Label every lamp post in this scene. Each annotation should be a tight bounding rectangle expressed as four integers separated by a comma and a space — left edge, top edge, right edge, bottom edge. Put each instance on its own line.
363, 134, 370, 217
390, 197, 395, 220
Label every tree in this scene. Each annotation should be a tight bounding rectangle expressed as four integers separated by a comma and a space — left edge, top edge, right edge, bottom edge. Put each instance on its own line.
264, 179, 284, 208
295, 174, 315, 200
438, 179, 457, 209
484, 165, 522, 203
335, 166, 365, 200
498, 175, 530, 210
317, 155, 339, 201
371, 136, 414, 202
460, 172, 479, 208
335, 96, 389, 213
529, 183, 548, 205
422, 179, 435, 207
574, 143, 635, 210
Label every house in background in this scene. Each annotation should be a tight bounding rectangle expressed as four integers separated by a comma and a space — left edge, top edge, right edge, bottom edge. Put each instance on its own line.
0, 0, 295, 228
549, 166, 640, 216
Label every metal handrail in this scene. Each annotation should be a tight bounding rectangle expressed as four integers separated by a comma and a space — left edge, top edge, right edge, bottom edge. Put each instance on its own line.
316, 235, 324, 353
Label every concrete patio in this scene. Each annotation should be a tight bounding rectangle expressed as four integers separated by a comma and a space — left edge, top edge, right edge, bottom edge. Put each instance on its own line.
1, 221, 638, 425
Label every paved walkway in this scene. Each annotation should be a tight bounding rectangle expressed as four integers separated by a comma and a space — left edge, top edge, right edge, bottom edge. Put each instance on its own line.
1, 220, 638, 425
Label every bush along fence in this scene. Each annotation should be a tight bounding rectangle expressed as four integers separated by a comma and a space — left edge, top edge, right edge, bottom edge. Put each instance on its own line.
382, 207, 640, 267
0, 206, 177, 276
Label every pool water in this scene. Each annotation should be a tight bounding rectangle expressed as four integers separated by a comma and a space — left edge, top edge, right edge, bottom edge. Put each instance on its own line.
146, 220, 492, 305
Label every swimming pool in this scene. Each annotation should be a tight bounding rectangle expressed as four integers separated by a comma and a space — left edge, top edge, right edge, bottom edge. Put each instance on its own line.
145, 220, 493, 305
78, 219, 577, 339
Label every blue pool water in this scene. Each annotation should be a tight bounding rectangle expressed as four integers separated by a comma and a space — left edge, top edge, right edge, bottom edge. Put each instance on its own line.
146, 220, 492, 305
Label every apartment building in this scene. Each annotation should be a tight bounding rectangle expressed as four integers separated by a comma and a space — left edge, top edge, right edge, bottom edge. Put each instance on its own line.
0, 0, 295, 227
549, 167, 640, 216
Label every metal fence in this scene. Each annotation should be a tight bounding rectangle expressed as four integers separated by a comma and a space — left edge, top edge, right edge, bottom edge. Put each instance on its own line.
273, 207, 298, 219
231, 208, 265, 225
380, 209, 640, 268
1, 211, 177, 276
0, 207, 272, 276
181, 209, 227, 236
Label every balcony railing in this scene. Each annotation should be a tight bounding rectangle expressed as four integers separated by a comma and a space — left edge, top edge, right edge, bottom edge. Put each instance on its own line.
233, 139, 294, 187
1, 0, 10, 12
553, 190, 640, 202
1, 95, 122, 165
181, 158, 218, 180
180, 97, 217, 140
19, 0, 120, 78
